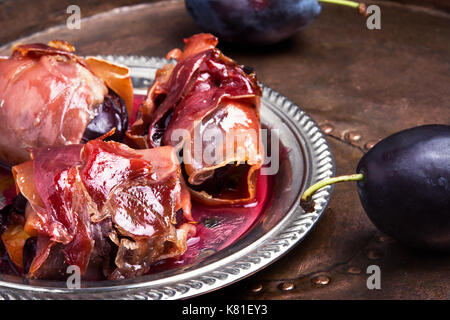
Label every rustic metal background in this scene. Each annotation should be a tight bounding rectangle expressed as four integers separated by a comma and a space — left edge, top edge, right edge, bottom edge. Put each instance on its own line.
0, 0, 449, 299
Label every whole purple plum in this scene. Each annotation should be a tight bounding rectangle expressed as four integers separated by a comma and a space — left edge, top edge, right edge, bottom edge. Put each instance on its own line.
185, 0, 322, 45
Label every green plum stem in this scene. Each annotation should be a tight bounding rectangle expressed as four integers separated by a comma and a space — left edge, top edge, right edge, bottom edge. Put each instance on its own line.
318, 0, 367, 16
301, 173, 364, 203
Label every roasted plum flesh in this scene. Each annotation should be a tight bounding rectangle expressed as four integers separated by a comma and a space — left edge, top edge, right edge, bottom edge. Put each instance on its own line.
186, 163, 253, 201
82, 89, 128, 143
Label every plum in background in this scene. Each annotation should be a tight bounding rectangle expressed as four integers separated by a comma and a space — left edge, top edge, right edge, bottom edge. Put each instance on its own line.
185, 0, 365, 45
185, 0, 321, 45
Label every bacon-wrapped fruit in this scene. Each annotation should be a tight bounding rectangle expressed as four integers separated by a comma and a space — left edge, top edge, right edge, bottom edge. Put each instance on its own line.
8, 138, 194, 280
128, 34, 264, 205
0, 41, 133, 166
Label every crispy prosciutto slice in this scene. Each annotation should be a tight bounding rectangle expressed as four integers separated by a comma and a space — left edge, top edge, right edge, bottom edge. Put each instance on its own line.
0, 41, 133, 166
128, 34, 264, 205
11, 139, 194, 280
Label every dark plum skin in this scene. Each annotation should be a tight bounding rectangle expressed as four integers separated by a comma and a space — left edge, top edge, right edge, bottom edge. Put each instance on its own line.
357, 125, 450, 251
22, 237, 37, 275
185, 0, 321, 45
82, 89, 128, 143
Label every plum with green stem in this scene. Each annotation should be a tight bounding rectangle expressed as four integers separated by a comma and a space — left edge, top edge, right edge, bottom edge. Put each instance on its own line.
185, 0, 367, 45
301, 125, 450, 251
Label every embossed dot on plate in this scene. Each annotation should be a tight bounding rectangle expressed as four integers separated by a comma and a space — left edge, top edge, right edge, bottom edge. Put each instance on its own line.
311, 275, 331, 286
345, 131, 362, 143
278, 282, 295, 291
249, 283, 263, 293
320, 123, 334, 134
347, 266, 362, 274
364, 140, 378, 150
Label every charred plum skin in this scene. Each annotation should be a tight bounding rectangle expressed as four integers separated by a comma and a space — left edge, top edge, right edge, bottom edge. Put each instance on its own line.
82, 89, 128, 143
356, 125, 450, 251
185, 0, 322, 45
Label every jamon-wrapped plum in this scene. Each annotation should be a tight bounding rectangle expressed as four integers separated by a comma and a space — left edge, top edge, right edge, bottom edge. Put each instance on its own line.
128, 34, 264, 205
8, 138, 194, 280
0, 40, 133, 166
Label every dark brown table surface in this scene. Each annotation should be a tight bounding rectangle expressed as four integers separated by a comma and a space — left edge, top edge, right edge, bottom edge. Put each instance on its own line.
0, 0, 449, 300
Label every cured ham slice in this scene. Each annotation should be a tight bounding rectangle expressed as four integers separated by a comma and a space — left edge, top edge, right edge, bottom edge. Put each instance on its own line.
128, 34, 264, 205
0, 41, 133, 166
11, 139, 194, 279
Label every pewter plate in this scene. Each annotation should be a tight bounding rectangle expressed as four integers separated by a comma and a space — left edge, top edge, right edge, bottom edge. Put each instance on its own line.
0, 56, 335, 300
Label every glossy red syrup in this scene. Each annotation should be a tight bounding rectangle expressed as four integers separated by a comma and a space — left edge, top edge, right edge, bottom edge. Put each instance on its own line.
150, 171, 271, 273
